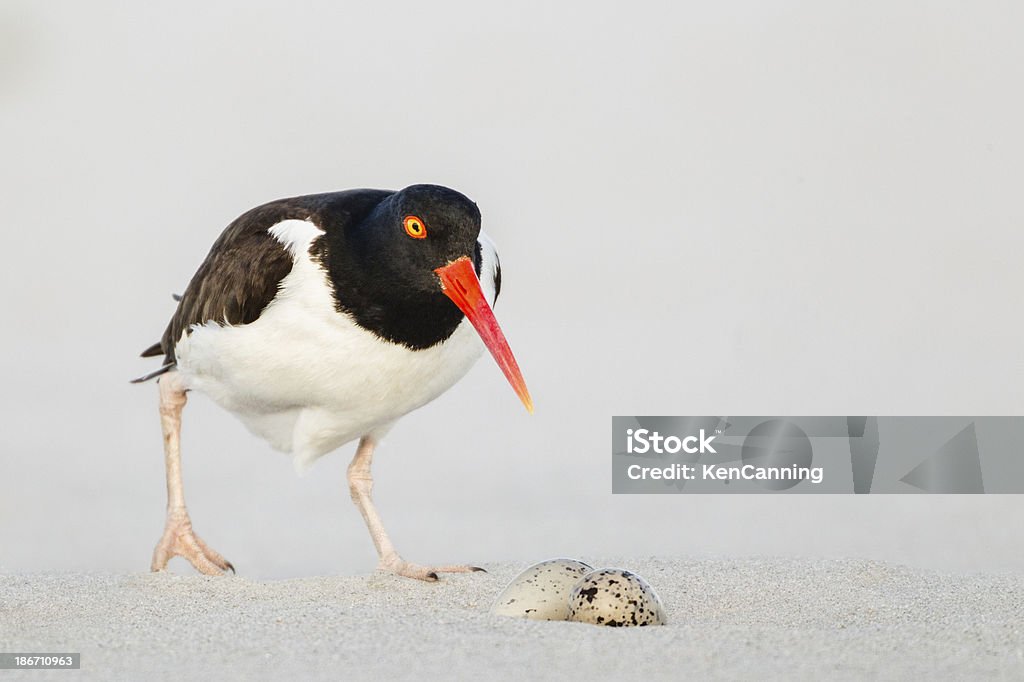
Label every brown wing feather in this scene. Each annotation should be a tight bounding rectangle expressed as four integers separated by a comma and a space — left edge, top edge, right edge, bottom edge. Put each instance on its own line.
143, 199, 315, 366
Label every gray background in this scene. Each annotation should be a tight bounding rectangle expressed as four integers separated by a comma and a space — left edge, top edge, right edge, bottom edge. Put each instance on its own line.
1, 1, 1021, 580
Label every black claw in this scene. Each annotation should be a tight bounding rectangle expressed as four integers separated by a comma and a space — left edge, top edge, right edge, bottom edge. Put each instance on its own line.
225, 561, 236, 575
471, 566, 487, 573
426, 571, 439, 581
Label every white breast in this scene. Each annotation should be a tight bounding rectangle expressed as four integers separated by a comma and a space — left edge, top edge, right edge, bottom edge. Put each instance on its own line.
173, 219, 499, 471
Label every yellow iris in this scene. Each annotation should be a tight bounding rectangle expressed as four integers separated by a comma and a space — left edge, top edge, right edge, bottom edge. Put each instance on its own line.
403, 215, 426, 239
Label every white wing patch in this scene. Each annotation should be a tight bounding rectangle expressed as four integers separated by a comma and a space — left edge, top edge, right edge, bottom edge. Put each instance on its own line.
268, 219, 325, 257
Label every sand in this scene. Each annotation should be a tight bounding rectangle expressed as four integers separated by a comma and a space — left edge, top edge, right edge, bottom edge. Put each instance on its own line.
2, 558, 1022, 680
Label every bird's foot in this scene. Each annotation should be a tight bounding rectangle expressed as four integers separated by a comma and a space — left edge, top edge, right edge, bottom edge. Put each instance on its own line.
151, 510, 234, 576
378, 554, 486, 582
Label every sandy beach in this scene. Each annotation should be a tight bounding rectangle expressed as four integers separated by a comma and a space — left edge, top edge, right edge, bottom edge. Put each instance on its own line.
3, 558, 1022, 680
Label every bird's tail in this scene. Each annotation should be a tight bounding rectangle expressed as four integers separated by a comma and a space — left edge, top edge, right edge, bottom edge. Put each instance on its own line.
131, 362, 175, 384
133, 292, 183, 383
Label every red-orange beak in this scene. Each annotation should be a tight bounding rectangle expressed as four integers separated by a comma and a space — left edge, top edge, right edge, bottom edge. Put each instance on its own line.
435, 256, 533, 413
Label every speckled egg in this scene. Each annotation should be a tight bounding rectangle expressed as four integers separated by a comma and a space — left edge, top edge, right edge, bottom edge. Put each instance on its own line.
491, 558, 594, 620
567, 568, 667, 627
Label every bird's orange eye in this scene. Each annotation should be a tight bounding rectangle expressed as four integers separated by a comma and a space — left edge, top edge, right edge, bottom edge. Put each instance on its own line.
403, 215, 426, 239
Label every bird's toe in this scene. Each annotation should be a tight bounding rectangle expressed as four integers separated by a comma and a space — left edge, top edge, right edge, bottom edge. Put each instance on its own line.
378, 556, 486, 582
151, 512, 234, 577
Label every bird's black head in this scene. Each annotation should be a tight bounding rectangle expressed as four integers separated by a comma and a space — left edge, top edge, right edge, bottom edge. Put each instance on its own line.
317, 184, 484, 348
347, 184, 482, 295
315, 183, 532, 412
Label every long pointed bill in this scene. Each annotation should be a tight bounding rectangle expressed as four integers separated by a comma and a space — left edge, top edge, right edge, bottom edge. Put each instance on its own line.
435, 256, 534, 413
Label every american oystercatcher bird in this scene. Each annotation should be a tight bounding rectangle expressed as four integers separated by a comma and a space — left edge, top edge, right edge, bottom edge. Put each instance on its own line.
134, 184, 532, 581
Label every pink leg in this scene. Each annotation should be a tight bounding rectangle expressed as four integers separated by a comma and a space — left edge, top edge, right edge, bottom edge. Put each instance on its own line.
347, 436, 484, 581
150, 371, 233, 576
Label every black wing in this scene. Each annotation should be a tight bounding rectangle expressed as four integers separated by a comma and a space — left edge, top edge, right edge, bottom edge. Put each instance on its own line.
135, 189, 396, 382
136, 198, 316, 375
